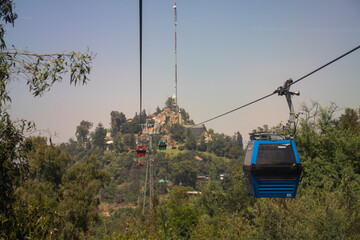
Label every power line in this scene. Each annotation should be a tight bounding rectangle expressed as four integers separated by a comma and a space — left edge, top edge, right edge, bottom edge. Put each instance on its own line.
195, 45, 360, 126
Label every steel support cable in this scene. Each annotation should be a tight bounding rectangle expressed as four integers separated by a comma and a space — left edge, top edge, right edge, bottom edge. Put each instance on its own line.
139, 0, 143, 121
195, 92, 276, 126
195, 44, 360, 126
290, 45, 360, 87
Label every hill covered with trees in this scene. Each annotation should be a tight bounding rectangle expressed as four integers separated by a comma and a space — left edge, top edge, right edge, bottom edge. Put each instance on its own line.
17, 100, 360, 239
1, 1, 360, 239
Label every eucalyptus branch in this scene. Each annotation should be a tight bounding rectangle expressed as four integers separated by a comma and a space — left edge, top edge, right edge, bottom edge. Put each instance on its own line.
3, 48, 74, 57
0, 48, 96, 105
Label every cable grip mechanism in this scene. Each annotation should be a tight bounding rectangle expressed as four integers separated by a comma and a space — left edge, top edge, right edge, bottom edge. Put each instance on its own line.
250, 79, 300, 141
273, 79, 300, 137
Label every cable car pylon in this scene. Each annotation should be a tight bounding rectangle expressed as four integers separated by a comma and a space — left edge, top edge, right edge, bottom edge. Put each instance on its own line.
141, 123, 160, 214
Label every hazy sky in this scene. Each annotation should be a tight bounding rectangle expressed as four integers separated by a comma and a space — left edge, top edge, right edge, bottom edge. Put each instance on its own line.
6, 0, 360, 143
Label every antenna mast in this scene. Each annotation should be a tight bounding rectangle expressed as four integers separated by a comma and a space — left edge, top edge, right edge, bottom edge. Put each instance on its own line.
173, 0, 178, 115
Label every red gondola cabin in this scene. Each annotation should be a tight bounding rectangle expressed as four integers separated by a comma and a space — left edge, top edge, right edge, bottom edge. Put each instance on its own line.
136, 145, 146, 157
138, 161, 144, 168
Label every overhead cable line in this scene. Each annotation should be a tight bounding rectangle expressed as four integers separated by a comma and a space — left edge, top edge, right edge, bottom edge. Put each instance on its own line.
196, 92, 275, 126
290, 45, 360, 87
174, 0, 178, 115
195, 44, 360, 126
139, 0, 143, 121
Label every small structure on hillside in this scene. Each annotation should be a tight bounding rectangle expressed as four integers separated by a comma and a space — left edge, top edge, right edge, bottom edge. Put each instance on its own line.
197, 175, 209, 182
187, 191, 202, 195
147, 114, 156, 120
183, 124, 205, 138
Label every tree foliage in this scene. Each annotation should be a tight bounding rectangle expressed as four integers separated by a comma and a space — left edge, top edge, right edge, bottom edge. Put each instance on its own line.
185, 129, 197, 150
92, 123, 107, 150
88, 105, 360, 240
158, 186, 200, 239
0, 112, 29, 237
0, 0, 95, 106
0, 1, 97, 238
172, 159, 199, 188
165, 97, 175, 109
2, 137, 110, 239
58, 155, 110, 239
155, 106, 162, 115
169, 123, 185, 143
110, 111, 126, 137
339, 107, 360, 132
180, 107, 194, 124
2, 4, 360, 237
76, 120, 93, 143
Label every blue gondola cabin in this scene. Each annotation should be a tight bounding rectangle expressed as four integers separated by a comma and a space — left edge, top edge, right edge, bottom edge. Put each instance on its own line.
243, 139, 301, 198
136, 145, 146, 157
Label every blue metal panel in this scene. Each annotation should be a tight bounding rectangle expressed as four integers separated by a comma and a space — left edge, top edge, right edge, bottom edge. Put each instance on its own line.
250, 141, 259, 164
248, 139, 301, 198
252, 176, 300, 198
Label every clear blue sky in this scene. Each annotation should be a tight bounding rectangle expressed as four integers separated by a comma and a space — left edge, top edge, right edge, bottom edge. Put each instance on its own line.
6, 0, 360, 143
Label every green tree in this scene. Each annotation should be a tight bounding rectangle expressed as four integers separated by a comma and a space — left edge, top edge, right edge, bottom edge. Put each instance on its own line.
110, 111, 126, 137
92, 123, 107, 150
227, 131, 244, 158
0, 112, 29, 239
172, 159, 199, 188
207, 133, 227, 156
228, 145, 243, 158
339, 107, 360, 132
13, 137, 72, 239
155, 106, 162, 115
165, 97, 176, 109
197, 135, 207, 152
58, 155, 110, 239
24, 136, 72, 188
185, 129, 197, 150
158, 186, 200, 239
123, 133, 136, 150
7, 137, 112, 240
120, 112, 143, 134
75, 120, 93, 143
180, 108, 194, 124
169, 123, 185, 143
0, 1, 94, 237
233, 131, 243, 148
113, 133, 127, 152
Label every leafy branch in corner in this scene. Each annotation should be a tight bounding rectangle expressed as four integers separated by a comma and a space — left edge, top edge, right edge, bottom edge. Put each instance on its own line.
0, 48, 96, 105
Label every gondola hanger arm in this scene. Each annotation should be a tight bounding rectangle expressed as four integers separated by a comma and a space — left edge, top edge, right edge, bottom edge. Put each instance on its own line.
272, 79, 300, 137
